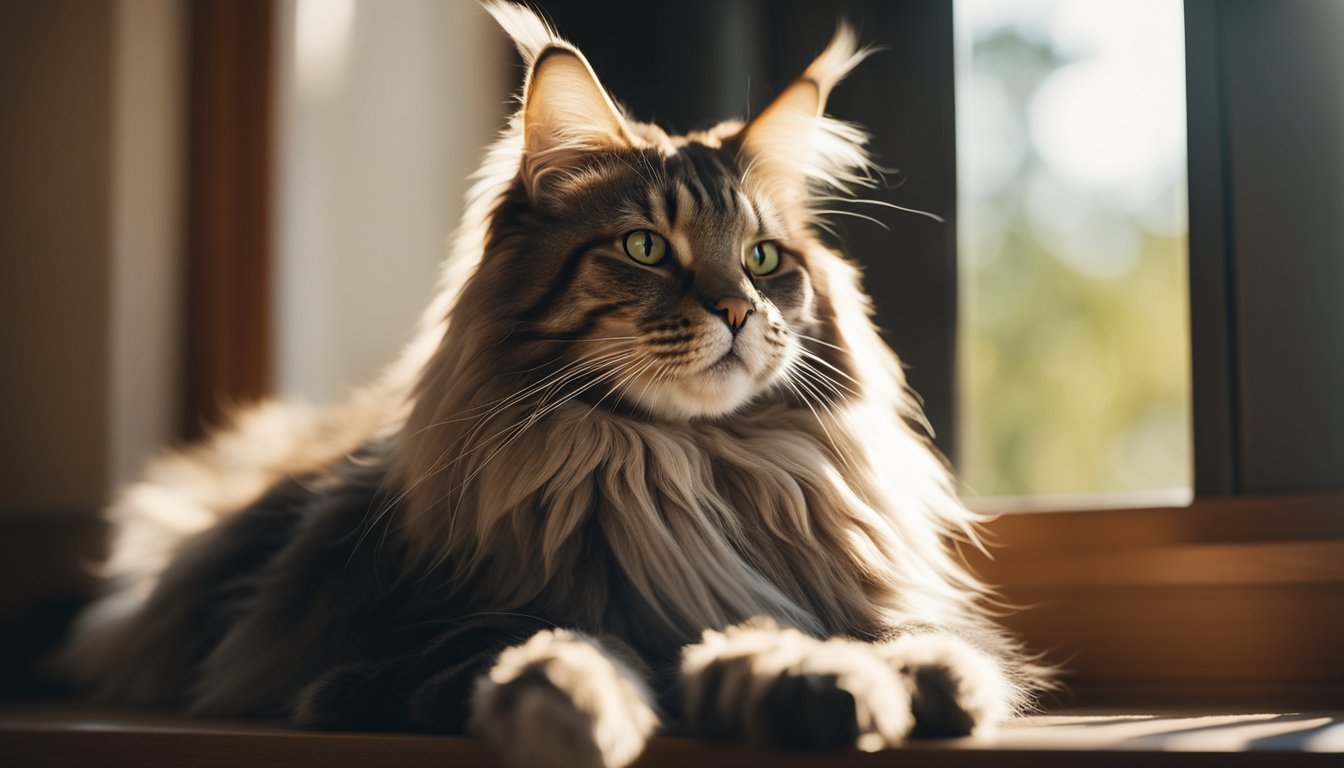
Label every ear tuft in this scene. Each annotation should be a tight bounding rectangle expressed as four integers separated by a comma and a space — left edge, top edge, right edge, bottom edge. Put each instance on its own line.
481, 1, 561, 64
484, 2, 634, 195
802, 22, 871, 105
736, 24, 877, 212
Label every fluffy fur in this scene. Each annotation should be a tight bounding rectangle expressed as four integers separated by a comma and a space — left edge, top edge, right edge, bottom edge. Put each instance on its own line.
59, 4, 1044, 766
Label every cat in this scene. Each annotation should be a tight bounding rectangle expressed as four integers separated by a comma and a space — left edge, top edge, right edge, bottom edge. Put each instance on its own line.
58, 3, 1044, 766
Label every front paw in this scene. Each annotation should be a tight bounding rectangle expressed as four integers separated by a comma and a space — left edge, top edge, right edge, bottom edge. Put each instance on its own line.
470, 629, 658, 768
682, 620, 912, 751
875, 633, 1011, 738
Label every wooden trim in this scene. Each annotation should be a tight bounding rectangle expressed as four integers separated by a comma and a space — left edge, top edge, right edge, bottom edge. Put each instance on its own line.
182, 0, 276, 438
968, 495, 1344, 708
3, 706, 1341, 767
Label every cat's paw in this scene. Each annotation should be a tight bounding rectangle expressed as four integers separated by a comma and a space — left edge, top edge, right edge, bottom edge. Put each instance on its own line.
470, 629, 659, 768
293, 661, 387, 729
875, 633, 1011, 738
682, 619, 912, 752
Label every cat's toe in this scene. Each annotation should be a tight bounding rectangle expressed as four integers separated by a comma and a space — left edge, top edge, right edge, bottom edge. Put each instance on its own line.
683, 621, 912, 752
877, 634, 1011, 738
757, 672, 859, 750
475, 671, 608, 768
470, 630, 657, 768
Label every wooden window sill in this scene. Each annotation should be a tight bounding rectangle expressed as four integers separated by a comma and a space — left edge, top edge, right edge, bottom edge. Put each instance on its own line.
1, 705, 1341, 767
965, 493, 1344, 708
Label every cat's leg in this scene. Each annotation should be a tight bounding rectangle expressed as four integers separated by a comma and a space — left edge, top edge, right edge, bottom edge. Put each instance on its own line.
681, 618, 913, 751
295, 622, 659, 768
871, 626, 1016, 738
293, 613, 549, 732
470, 629, 660, 768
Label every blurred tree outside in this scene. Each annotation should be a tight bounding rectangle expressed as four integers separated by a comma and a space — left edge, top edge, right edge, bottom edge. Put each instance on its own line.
955, 0, 1191, 499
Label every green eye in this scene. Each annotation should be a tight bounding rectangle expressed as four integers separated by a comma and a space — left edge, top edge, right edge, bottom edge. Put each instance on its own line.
623, 230, 668, 265
747, 241, 781, 275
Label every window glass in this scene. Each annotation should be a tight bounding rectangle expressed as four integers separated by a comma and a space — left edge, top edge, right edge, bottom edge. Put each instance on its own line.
954, 0, 1191, 500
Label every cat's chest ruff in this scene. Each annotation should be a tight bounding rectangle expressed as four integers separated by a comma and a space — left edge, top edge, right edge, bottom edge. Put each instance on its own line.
581, 405, 844, 529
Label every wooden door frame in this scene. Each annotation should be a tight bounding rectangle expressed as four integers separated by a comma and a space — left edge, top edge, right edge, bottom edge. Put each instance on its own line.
182, 0, 276, 438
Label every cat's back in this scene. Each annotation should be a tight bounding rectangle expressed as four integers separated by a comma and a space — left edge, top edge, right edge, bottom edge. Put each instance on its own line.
58, 377, 406, 706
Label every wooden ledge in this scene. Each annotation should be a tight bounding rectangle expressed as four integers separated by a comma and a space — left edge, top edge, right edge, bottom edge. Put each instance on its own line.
964, 494, 1344, 708
1, 705, 1341, 768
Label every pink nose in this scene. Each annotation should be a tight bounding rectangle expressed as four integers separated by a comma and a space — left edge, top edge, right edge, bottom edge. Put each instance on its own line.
715, 296, 754, 331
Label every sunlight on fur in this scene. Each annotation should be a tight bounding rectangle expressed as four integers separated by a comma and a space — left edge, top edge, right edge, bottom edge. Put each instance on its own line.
58, 4, 1048, 767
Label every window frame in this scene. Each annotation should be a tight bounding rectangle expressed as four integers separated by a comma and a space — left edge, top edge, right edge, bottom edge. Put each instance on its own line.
968, 0, 1344, 707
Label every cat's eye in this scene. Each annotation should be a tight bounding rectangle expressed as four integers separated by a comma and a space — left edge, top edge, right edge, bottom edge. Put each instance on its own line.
623, 230, 668, 266
746, 241, 781, 276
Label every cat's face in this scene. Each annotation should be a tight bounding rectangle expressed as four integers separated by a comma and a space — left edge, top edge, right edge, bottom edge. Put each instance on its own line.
458, 16, 872, 421
494, 138, 816, 420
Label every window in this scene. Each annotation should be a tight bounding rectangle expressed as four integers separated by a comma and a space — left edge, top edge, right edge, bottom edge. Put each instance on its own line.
954, 0, 1192, 500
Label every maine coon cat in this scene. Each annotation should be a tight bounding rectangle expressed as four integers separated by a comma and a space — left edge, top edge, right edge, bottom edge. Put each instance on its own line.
60, 4, 1043, 766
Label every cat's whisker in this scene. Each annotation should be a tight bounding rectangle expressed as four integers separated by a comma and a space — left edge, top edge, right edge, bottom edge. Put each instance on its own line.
580, 355, 658, 421
778, 373, 851, 472
810, 195, 946, 224
796, 332, 847, 355
786, 370, 857, 473
394, 349, 632, 497
403, 354, 564, 435
810, 217, 841, 238
395, 610, 560, 633
531, 335, 639, 344
408, 345, 630, 436
796, 347, 864, 389
432, 359, 633, 551
449, 353, 637, 473
812, 208, 891, 231
457, 349, 634, 444
631, 360, 673, 408
795, 358, 860, 399
434, 367, 632, 528
613, 358, 660, 406
793, 364, 845, 403
449, 352, 646, 493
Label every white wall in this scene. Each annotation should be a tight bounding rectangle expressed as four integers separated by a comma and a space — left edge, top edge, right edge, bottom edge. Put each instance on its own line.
275, 0, 509, 404
0, 0, 184, 509
109, 0, 183, 487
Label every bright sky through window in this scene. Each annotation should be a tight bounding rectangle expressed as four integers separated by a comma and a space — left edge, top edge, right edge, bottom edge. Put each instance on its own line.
954, 0, 1192, 500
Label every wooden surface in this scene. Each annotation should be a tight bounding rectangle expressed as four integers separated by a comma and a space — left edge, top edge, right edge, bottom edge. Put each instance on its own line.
968, 493, 1344, 708
1, 705, 1341, 767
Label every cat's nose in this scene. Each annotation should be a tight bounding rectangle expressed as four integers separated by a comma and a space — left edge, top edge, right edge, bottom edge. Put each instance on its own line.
714, 296, 755, 333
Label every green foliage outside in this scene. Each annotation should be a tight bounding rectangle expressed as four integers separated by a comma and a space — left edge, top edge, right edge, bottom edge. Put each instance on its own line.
956, 19, 1192, 499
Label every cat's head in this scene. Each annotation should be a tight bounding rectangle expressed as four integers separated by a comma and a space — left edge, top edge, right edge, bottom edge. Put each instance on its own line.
455, 3, 877, 421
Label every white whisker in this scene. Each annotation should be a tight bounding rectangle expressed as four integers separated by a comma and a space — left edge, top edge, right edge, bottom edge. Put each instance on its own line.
811, 195, 946, 224
812, 208, 891, 231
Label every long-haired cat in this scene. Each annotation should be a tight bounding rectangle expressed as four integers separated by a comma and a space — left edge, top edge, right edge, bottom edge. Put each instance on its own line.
60, 4, 1043, 766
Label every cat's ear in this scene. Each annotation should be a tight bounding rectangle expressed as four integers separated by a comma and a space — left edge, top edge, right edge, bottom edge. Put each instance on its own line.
734, 25, 875, 207
484, 2, 633, 190
522, 48, 633, 160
